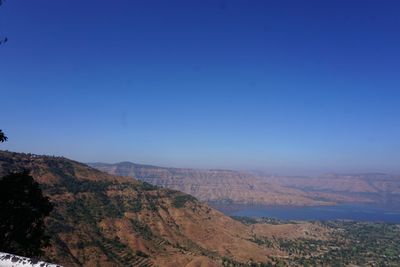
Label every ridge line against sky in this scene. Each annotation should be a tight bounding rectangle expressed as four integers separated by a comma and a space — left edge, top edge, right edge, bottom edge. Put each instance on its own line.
1, 0, 400, 175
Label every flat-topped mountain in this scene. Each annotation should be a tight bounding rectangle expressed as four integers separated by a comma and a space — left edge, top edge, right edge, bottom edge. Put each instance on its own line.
0, 150, 329, 266
88, 162, 333, 207
262, 172, 400, 208
90, 162, 400, 208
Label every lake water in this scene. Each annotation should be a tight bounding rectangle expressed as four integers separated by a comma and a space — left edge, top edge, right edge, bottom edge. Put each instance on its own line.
221, 204, 400, 223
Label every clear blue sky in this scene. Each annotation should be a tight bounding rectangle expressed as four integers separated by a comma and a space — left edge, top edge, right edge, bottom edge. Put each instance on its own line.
1, 0, 400, 174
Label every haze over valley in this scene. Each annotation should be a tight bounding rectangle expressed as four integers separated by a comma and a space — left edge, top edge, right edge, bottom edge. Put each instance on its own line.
89, 162, 400, 213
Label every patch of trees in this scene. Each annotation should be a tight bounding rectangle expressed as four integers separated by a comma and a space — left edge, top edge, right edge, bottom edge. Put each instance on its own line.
0, 171, 53, 256
129, 219, 154, 240
0, 130, 7, 142
0, 130, 53, 257
137, 181, 158, 191
172, 194, 196, 208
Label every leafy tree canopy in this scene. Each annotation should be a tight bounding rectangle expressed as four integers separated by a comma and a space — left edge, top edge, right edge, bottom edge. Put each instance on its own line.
0, 171, 53, 257
0, 129, 7, 142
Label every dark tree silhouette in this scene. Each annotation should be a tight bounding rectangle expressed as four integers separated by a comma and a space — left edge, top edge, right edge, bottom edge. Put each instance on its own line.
0, 129, 7, 142
0, 0, 7, 45
0, 171, 53, 257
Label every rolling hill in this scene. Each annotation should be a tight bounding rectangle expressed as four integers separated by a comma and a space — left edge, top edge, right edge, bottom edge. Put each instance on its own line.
0, 150, 329, 266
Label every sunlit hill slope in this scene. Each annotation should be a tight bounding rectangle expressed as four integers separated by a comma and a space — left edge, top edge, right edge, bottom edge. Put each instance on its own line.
0, 150, 329, 266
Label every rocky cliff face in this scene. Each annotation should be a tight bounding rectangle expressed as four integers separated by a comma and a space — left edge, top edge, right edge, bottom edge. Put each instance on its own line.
89, 162, 333, 206
90, 162, 400, 208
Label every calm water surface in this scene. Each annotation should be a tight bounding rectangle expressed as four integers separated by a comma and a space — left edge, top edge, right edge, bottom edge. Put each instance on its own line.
223, 204, 400, 223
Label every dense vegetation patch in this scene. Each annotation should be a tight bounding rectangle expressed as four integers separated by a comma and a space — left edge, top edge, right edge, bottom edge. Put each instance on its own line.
246, 219, 400, 267
172, 194, 196, 208
129, 219, 154, 240
137, 181, 158, 191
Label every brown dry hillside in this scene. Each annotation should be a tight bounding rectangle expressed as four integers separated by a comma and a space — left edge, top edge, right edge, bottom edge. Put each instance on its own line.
0, 150, 329, 266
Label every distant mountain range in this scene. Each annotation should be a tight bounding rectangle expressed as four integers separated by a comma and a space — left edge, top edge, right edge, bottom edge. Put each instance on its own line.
89, 162, 400, 209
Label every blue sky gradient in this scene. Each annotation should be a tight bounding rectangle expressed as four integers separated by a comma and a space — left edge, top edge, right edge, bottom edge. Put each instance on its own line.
1, 0, 400, 174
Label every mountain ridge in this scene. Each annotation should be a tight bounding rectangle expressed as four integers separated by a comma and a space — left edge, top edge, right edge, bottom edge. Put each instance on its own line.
1, 150, 330, 266
88, 161, 400, 209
